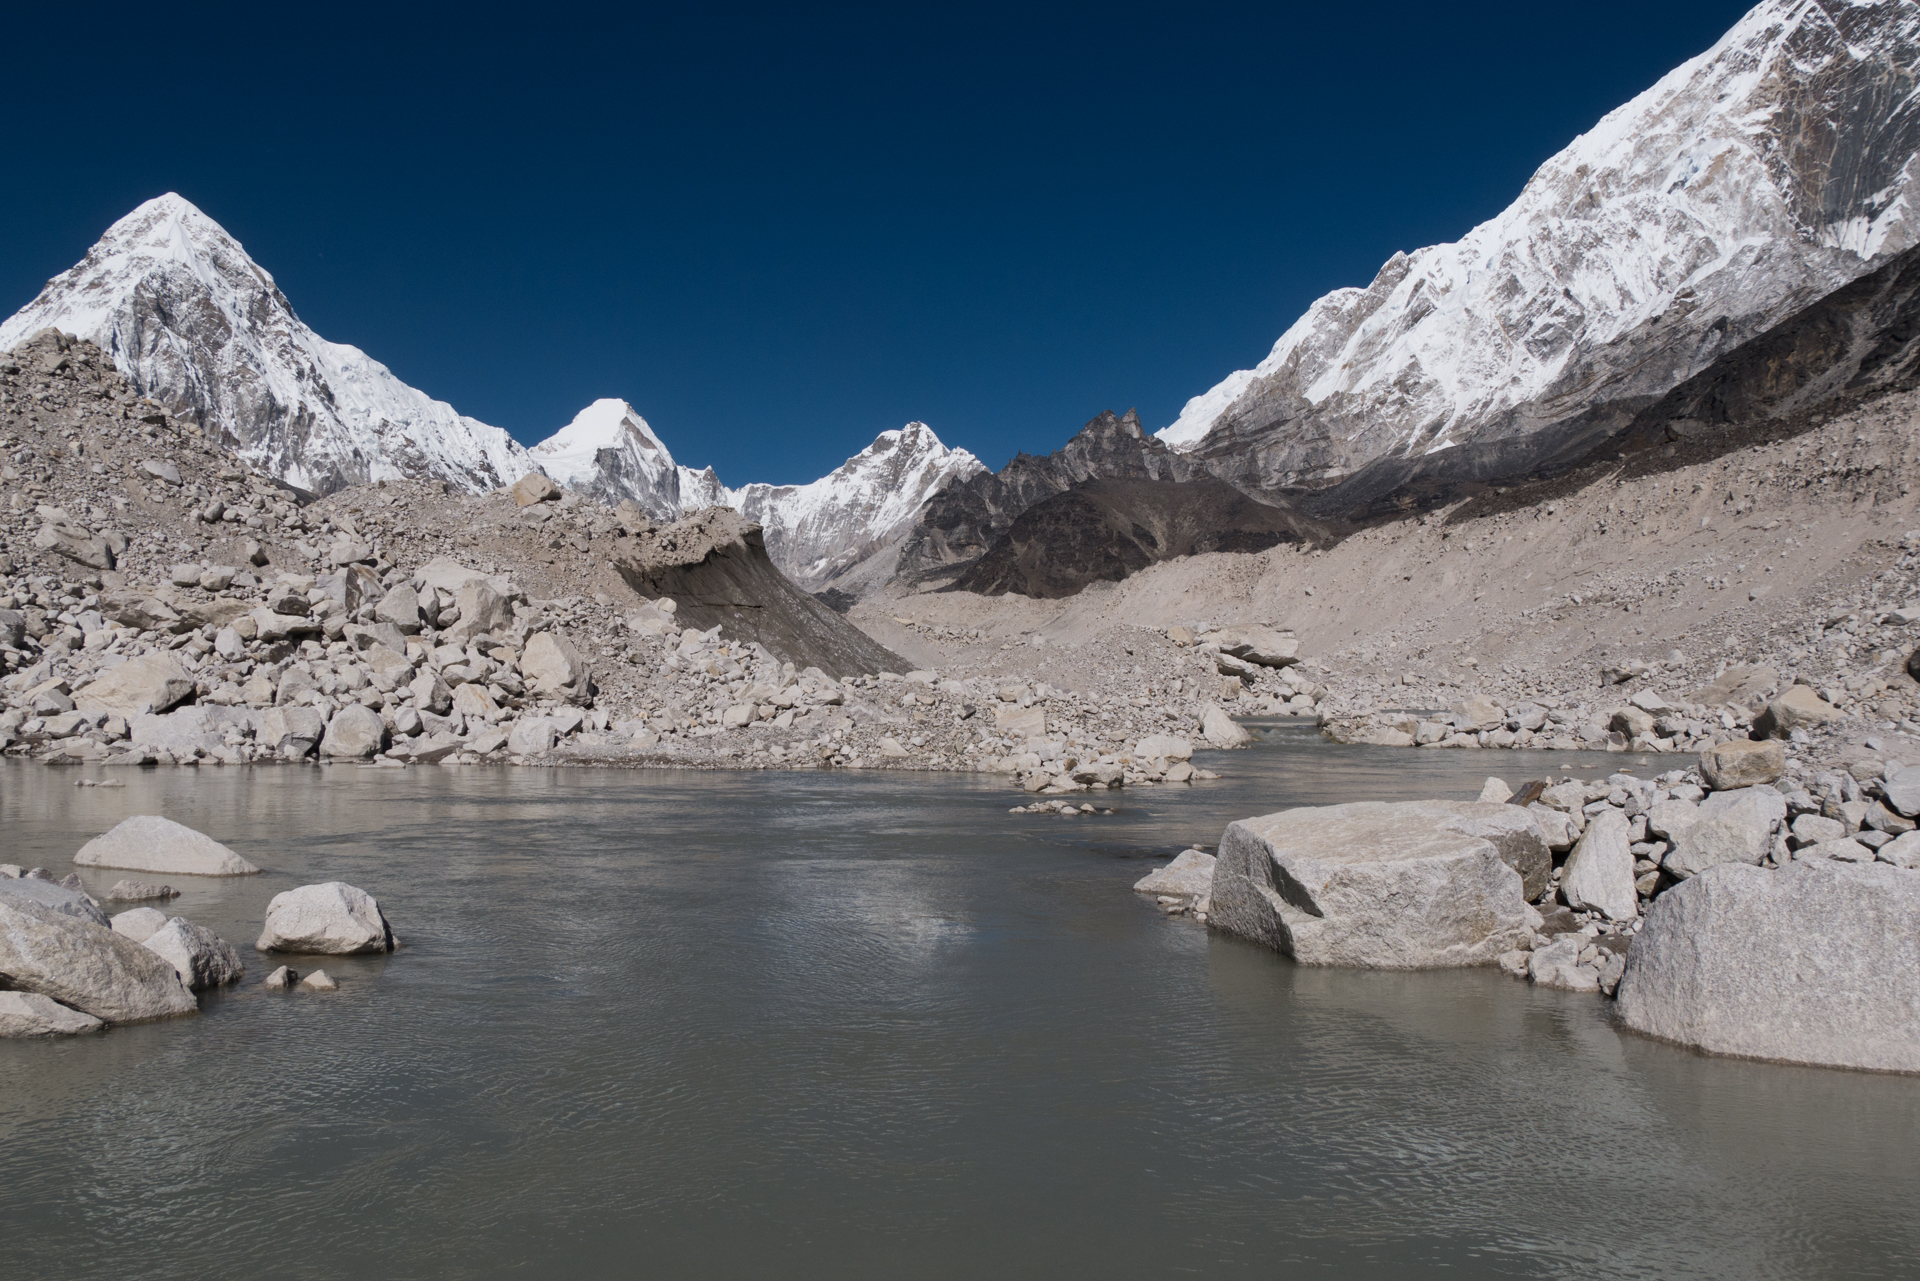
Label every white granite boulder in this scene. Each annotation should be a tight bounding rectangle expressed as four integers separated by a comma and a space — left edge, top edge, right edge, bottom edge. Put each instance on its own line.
72, 653, 195, 717
1661, 787, 1785, 880
1559, 808, 1639, 921
1616, 860, 1920, 1072
110, 907, 169, 942
1208, 800, 1544, 967
0, 896, 197, 1024
521, 630, 591, 703
0, 991, 104, 1037
0, 876, 110, 927
1133, 850, 1216, 902
74, 815, 260, 876
321, 704, 388, 759
141, 918, 245, 991
256, 882, 397, 955
1201, 705, 1250, 749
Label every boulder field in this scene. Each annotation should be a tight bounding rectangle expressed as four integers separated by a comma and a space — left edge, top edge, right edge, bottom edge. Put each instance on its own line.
1151, 749, 1920, 1073
0, 818, 397, 1037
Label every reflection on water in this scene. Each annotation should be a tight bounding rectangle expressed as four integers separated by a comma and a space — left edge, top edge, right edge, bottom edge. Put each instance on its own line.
1, 735, 1914, 1279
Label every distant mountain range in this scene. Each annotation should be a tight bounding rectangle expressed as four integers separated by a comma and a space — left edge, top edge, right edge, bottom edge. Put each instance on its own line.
5, 0, 1917, 597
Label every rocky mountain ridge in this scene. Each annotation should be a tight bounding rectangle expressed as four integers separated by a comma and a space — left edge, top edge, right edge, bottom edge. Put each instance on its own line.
1160, 0, 1920, 508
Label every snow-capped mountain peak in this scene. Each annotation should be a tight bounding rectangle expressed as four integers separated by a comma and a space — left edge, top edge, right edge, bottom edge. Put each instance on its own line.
1160, 0, 1920, 495
527, 398, 688, 517
0, 193, 533, 494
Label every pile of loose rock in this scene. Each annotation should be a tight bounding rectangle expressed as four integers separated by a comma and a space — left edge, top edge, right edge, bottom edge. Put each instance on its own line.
1135, 742, 1920, 1071
0, 814, 397, 1037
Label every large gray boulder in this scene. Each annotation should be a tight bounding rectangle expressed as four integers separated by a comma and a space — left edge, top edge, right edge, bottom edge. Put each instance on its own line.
128, 705, 258, 755
73, 654, 194, 717
256, 882, 397, 954
507, 717, 557, 756
1559, 808, 1638, 920
0, 896, 197, 1024
0, 991, 104, 1038
521, 631, 591, 703
74, 815, 260, 876
141, 918, 244, 991
1200, 705, 1250, 748
1662, 787, 1785, 880
258, 705, 326, 758
1208, 800, 1542, 968
1616, 861, 1920, 1073
321, 704, 388, 758
0, 876, 110, 927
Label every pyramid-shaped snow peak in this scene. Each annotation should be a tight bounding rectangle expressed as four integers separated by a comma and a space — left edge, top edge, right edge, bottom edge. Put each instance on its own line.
0, 193, 532, 494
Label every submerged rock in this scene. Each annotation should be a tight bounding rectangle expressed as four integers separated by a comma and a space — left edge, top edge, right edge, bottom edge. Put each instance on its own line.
1208, 800, 1544, 968
256, 882, 397, 955
74, 815, 260, 877
1616, 860, 1920, 1073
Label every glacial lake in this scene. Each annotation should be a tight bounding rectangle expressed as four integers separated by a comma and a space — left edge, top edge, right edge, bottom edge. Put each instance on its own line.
3, 726, 1916, 1279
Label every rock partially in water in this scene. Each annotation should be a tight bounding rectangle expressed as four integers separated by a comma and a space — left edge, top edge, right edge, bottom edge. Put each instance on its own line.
1133, 850, 1215, 902
75, 815, 260, 877
1209, 800, 1542, 968
262, 965, 298, 990
0, 896, 197, 1024
299, 969, 338, 992
256, 882, 397, 955
0, 991, 104, 1038
1616, 860, 1920, 1073
142, 918, 245, 991
110, 907, 168, 943
0, 876, 109, 927
104, 879, 180, 903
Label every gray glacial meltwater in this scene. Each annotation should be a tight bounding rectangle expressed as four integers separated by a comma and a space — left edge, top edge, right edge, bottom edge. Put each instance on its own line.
2, 735, 1916, 1279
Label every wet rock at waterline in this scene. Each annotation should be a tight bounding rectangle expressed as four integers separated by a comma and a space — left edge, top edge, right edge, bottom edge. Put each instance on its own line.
1208, 801, 1543, 968
0, 876, 110, 927
1132, 849, 1216, 902
0, 896, 198, 1024
0, 991, 104, 1038
103, 879, 180, 903
256, 882, 397, 955
74, 815, 260, 877
141, 918, 245, 992
1616, 860, 1920, 1073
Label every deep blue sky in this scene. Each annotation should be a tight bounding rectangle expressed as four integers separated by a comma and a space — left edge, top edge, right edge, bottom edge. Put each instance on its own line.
3, 1, 1753, 485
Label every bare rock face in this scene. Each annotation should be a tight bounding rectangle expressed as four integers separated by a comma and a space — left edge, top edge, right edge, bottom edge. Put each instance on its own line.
894, 410, 1208, 587
74, 815, 260, 877
613, 507, 907, 679
950, 476, 1316, 599
1209, 800, 1544, 967
1663, 788, 1786, 880
1616, 860, 1920, 1072
140, 918, 245, 992
0, 896, 198, 1024
72, 654, 194, 717
0, 991, 104, 1038
256, 882, 397, 955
